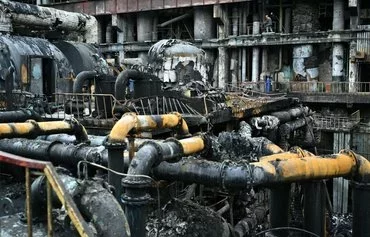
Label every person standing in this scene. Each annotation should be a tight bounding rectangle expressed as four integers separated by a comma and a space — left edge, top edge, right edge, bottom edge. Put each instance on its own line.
264, 15, 273, 33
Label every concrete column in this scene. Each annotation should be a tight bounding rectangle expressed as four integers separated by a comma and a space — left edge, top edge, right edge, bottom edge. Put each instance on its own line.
284, 8, 291, 33
194, 6, 215, 39
152, 16, 158, 42
194, 6, 215, 83
349, 3, 359, 92
262, 48, 268, 73
231, 50, 238, 86
113, 14, 126, 65
232, 6, 238, 36
137, 12, 152, 64
106, 22, 112, 43
216, 4, 229, 88
252, 13, 260, 83
332, 0, 345, 83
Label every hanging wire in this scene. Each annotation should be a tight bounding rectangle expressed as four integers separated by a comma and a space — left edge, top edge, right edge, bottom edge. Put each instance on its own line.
255, 226, 320, 237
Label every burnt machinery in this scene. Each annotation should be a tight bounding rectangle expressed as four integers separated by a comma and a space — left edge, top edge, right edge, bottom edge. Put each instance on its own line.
0, 1, 369, 237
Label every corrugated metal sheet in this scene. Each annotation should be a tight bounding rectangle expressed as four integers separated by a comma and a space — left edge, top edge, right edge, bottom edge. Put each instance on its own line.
50, 0, 251, 15
357, 25, 370, 56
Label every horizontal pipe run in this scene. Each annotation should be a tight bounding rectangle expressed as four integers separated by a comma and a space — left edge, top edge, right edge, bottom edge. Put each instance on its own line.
107, 112, 190, 143
152, 150, 369, 189
0, 138, 107, 166
180, 136, 205, 155
0, 109, 41, 123
0, 119, 88, 142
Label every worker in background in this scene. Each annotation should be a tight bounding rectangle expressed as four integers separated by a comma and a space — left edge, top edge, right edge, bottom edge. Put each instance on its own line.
264, 15, 273, 33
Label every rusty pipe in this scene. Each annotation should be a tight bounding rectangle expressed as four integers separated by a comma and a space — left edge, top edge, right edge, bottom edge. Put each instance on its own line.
0, 119, 88, 142
259, 147, 313, 162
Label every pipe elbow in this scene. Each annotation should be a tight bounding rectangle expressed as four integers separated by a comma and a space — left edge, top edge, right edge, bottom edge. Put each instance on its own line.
73, 70, 98, 93
341, 150, 370, 183
115, 69, 141, 100
69, 118, 89, 143
108, 113, 138, 143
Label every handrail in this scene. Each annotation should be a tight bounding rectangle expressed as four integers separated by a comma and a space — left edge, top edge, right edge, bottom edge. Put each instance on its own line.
0, 151, 94, 237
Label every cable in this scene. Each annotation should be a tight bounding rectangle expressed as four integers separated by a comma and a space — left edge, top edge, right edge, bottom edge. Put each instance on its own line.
255, 226, 320, 237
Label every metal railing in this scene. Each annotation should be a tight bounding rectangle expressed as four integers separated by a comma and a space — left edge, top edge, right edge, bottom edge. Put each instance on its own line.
0, 151, 94, 237
228, 81, 370, 95
313, 111, 361, 131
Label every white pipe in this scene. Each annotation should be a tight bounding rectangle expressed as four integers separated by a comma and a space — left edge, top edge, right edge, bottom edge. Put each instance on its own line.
0, 0, 98, 43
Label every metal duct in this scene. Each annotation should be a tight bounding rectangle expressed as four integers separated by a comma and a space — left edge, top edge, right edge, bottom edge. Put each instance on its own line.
72, 71, 98, 93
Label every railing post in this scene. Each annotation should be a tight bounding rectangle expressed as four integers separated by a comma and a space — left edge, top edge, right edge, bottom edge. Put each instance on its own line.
25, 167, 33, 237
47, 180, 53, 237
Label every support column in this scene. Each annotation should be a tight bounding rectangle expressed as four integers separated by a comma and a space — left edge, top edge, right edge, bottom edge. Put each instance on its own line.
137, 12, 152, 64
352, 182, 370, 237
349, 1, 360, 92
284, 8, 291, 33
252, 12, 260, 83
241, 3, 248, 82
194, 6, 215, 83
113, 14, 134, 64
304, 181, 326, 237
270, 184, 291, 237
332, 0, 345, 87
215, 4, 229, 88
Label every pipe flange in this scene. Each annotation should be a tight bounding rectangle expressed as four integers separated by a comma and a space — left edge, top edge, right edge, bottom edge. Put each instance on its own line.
26, 119, 40, 138
220, 160, 232, 190
164, 137, 184, 161
121, 193, 151, 206
103, 138, 127, 150
138, 141, 163, 158
197, 133, 211, 157
122, 177, 151, 189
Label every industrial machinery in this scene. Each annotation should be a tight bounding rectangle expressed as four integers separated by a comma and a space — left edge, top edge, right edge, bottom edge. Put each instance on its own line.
0, 2, 368, 237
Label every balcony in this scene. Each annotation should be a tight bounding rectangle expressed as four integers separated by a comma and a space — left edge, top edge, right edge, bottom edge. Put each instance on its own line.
234, 81, 370, 104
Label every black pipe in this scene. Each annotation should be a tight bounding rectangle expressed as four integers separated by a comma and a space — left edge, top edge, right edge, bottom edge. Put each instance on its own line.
304, 181, 326, 237
31, 173, 130, 237
270, 184, 291, 237
0, 138, 107, 166
352, 181, 370, 237
72, 70, 98, 93
115, 69, 141, 100
271, 106, 310, 123
121, 139, 190, 237
0, 109, 42, 123
39, 134, 106, 146
278, 117, 312, 150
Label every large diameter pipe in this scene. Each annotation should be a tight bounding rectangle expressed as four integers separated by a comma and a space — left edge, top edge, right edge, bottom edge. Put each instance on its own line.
122, 135, 207, 237
107, 112, 190, 143
0, 109, 41, 123
352, 181, 370, 237
72, 71, 98, 93
304, 181, 326, 237
152, 150, 368, 189
0, 0, 98, 43
0, 138, 107, 166
0, 119, 88, 142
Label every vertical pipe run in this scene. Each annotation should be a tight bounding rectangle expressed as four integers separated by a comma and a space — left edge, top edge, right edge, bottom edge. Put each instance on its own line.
106, 143, 126, 200
269, 184, 291, 237
304, 181, 326, 237
352, 181, 370, 237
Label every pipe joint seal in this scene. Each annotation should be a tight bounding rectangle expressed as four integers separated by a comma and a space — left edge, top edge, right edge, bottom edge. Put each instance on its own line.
26, 119, 40, 137
163, 138, 184, 162
104, 139, 127, 150
121, 193, 151, 206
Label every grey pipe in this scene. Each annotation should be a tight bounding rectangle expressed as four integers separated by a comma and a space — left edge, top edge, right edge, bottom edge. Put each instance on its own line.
72, 70, 98, 93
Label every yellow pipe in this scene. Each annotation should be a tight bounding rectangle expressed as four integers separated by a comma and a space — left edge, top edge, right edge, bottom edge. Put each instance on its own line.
108, 112, 190, 143
252, 153, 357, 183
108, 113, 138, 143
259, 147, 313, 162
180, 136, 205, 155
265, 143, 284, 154
0, 120, 87, 141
